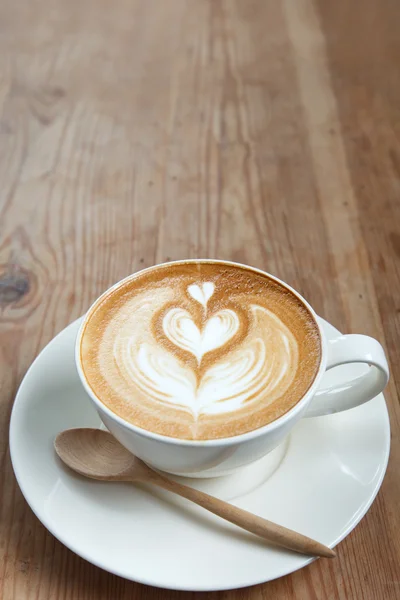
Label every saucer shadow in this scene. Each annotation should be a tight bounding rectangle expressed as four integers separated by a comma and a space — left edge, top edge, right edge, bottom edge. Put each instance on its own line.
134, 481, 298, 556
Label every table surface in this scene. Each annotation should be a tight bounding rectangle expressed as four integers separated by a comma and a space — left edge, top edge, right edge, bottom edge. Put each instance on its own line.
1, 0, 399, 598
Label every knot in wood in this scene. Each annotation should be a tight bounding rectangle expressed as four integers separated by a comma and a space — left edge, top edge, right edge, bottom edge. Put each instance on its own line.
0, 269, 31, 305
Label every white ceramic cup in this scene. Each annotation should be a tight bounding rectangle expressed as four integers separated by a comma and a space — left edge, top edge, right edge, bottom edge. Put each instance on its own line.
76, 260, 389, 478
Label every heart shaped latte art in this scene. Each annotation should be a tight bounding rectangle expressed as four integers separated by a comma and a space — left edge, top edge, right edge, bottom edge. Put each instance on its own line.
109, 279, 300, 425
187, 282, 215, 308
162, 307, 240, 363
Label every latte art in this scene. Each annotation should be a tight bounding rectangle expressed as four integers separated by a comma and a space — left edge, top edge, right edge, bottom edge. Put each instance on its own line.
114, 284, 298, 419
80, 262, 321, 440
162, 306, 239, 364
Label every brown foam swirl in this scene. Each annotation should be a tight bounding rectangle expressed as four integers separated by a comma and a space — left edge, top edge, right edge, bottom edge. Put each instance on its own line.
80, 262, 321, 440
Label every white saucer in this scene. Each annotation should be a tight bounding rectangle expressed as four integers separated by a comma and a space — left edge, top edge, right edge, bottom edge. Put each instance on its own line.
10, 317, 390, 591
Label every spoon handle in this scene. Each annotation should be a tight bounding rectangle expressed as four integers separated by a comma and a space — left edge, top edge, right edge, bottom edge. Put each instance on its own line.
139, 468, 335, 558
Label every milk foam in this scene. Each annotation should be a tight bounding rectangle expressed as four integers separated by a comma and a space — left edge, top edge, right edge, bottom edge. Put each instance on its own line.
162, 307, 239, 364
112, 283, 298, 418
80, 262, 321, 440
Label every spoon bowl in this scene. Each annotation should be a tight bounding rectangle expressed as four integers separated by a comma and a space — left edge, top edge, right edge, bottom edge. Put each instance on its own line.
55, 428, 139, 480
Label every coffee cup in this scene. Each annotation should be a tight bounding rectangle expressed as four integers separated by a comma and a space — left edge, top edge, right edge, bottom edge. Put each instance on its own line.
76, 260, 389, 477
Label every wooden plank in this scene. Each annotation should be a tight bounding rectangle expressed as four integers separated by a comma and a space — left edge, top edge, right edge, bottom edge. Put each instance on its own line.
0, 0, 398, 598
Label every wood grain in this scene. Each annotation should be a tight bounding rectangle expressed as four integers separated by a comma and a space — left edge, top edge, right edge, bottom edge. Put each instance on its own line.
0, 0, 399, 598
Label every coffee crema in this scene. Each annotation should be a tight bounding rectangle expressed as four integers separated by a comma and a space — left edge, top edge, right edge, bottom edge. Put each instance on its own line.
80, 262, 321, 440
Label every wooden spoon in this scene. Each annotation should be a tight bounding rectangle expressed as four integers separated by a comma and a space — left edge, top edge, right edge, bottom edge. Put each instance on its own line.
54, 428, 335, 559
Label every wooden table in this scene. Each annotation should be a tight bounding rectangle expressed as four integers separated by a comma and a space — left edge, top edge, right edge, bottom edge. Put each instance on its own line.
1, 0, 399, 598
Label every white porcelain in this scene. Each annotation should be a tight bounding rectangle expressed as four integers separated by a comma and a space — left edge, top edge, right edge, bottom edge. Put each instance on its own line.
9, 317, 390, 590
76, 260, 389, 477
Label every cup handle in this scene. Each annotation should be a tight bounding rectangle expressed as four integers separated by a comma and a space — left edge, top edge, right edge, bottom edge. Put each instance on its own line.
305, 334, 389, 417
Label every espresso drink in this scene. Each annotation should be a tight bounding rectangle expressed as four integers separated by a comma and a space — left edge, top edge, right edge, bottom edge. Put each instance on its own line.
80, 262, 321, 440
